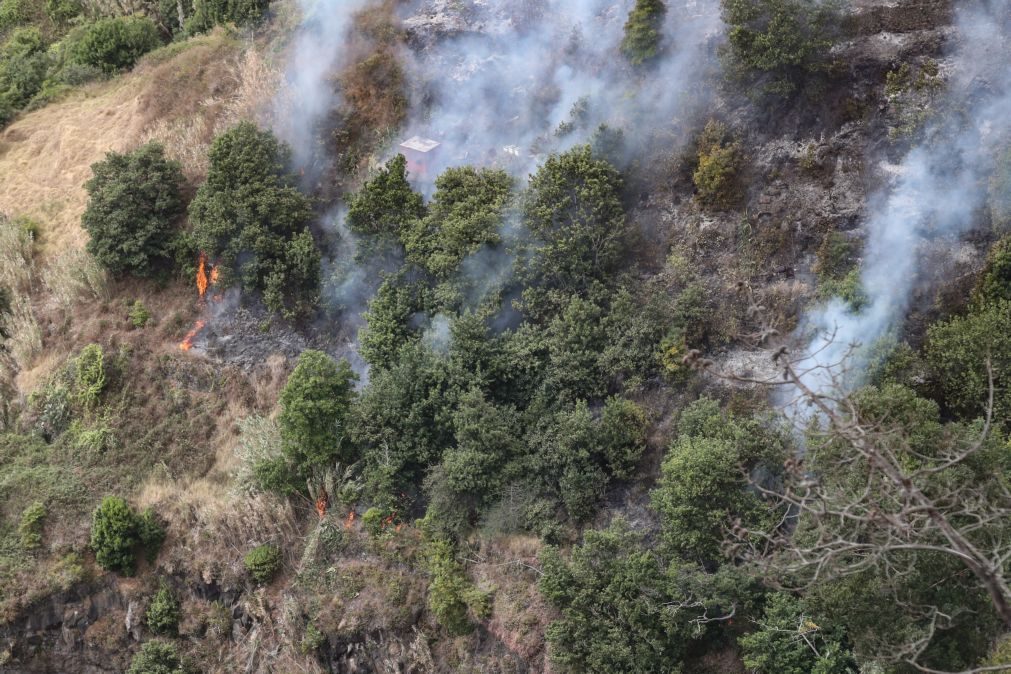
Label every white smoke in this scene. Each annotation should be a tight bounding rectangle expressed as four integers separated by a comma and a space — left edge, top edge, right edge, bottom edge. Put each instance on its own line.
792, 0, 1011, 398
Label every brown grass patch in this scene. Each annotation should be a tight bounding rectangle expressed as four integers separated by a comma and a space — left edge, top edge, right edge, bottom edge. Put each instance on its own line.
0, 31, 250, 260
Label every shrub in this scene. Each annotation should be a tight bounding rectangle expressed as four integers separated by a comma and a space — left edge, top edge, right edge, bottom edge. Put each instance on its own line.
73, 343, 105, 408
126, 640, 189, 674
693, 120, 742, 209
244, 544, 281, 584
45, 0, 82, 25
0, 0, 31, 32
146, 584, 180, 636
71, 16, 162, 73
82, 143, 185, 277
90, 496, 140, 574
189, 122, 321, 319
621, 0, 666, 66
129, 300, 152, 327
17, 501, 46, 551
137, 507, 166, 563
185, 0, 269, 34
424, 538, 489, 635
721, 0, 838, 98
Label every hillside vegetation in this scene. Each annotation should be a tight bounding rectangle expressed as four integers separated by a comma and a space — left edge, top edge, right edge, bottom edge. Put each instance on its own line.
1, 0, 1011, 673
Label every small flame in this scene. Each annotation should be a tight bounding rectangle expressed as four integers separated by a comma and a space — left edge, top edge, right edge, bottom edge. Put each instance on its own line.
344, 510, 356, 530
179, 320, 206, 351
196, 253, 209, 298
209, 266, 219, 286
315, 490, 329, 519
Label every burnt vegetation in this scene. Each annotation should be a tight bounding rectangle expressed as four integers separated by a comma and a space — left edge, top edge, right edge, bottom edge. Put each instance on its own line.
2, 0, 1011, 673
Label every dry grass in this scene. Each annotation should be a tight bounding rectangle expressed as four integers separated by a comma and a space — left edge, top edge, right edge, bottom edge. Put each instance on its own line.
0, 216, 41, 371
142, 47, 283, 181
42, 247, 108, 308
0, 31, 249, 260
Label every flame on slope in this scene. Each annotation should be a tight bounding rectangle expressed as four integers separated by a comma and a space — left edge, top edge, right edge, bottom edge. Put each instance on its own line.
179, 320, 206, 351
196, 253, 209, 298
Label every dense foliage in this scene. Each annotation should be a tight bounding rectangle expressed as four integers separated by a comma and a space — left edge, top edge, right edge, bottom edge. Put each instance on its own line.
189, 122, 321, 318
70, 16, 161, 73
126, 641, 190, 674
82, 143, 185, 277
721, 0, 838, 98
621, 0, 666, 66
244, 543, 282, 584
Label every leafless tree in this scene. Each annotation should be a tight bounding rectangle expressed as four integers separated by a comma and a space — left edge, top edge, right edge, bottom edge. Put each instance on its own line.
683, 285, 1011, 674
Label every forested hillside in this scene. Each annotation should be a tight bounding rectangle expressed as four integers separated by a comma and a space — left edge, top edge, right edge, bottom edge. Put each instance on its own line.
1, 0, 1011, 672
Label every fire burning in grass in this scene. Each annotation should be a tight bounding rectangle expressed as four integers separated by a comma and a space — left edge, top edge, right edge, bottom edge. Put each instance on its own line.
179, 252, 219, 351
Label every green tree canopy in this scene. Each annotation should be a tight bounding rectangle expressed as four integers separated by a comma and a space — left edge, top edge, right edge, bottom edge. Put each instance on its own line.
346, 153, 425, 240
82, 142, 185, 277
278, 350, 358, 478
621, 0, 667, 66
71, 16, 162, 73
188, 122, 321, 318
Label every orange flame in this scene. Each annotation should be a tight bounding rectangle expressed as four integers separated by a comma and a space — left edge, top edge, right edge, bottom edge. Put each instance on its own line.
315, 490, 329, 519
196, 253, 209, 298
344, 510, 356, 530
179, 320, 206, 351
210, 266, 219, 286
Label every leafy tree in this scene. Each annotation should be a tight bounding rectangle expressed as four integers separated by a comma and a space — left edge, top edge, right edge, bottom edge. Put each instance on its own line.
424, 388, 522, 532
621, 0, 666, 66
71, 16, 162, 73
346, 154, 424, 241
540, 519, 738, 673
0, 27, 47, 124
277, 349, 358, 481
541, 295, 607, 402
351, 341, 457, 495
82, 143, 185, 277
403, 166, 512, 278
651, 398, 786, 561
189, 122, 321, 318
926, 300, 1011, 424
358, 274, 422, 369
975, 235, 1011, 304
244, 544, 281, 584
146, 584, 180, 636
598, 396, 648, 479
721, 0, 838, 98
126, 640, 190, 674
520, 145, 628, 315
739, 593, 857, 674
90, 496, 140, 574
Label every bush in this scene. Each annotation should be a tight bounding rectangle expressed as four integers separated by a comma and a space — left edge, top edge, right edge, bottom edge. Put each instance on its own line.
129, 300, 152, 328
71, 16, 162, 73
693, 120, 742, 209
73, 343, 105, 408
621, 0, 666, 66
424, 538, 489, 635
17, 501, 46, 551
244, 544, 281, 584
90, 496, 140, 574
127, 640, 190, 674
45, 0, 82, 25
189, 122, 321, 319
721, 0, 838, 98
185, 0, 269, 34
137, 507, 166, 563
0, 0, 31, 32
146, 584, 180, 635
82, 143, 184, 277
